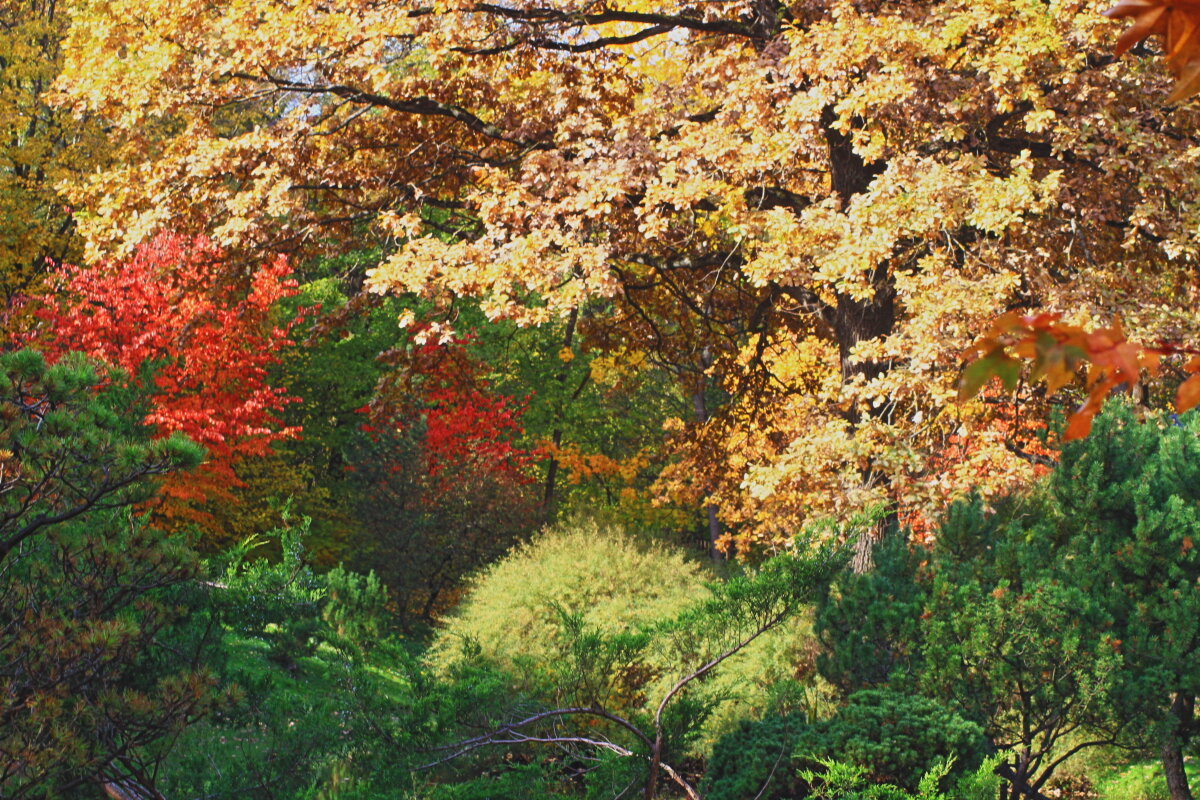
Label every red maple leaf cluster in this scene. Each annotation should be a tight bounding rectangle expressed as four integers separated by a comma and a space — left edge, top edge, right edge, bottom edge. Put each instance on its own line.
36, 232, 302, 513
363, 332, 536, 497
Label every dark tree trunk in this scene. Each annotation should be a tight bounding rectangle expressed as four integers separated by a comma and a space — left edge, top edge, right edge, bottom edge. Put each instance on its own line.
821, 104, 894, 387
832, 265, 897, 386
993, 760, 1054, 800
644, 734, 663, 800
748, 0, 780, 39
1163, 742, 1192, 800
821, 104, 898, 571
1163, 692, 1195, 800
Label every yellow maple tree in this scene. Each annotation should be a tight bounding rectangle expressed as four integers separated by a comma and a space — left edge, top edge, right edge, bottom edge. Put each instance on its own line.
0, 0, 111, 319
53, 0, 1200, 549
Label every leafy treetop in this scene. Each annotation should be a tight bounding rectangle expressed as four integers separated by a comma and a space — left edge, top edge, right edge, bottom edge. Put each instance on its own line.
54, 0, 1200, 545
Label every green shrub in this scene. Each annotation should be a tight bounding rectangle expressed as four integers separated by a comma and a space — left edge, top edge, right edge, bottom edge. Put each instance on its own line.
796, 690, 987, 791
430, 516, 822, 750
706, 690, 985, 800
704, 713, 810, 800
815, 528, 926, 693
158, 518, 427, 800
798, 755, 1003, 800
428, 517, 709, 670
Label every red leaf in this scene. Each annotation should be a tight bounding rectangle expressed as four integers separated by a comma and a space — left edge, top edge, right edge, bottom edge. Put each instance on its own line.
34, 232, 303, 505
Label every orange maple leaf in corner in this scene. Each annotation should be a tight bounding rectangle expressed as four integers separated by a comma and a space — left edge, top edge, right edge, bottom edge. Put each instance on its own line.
1105, 0, 1200, 102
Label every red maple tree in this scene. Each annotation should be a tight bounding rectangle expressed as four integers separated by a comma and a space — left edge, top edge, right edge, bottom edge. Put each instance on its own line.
364, 332, 535, 496
36, 232, 302, 524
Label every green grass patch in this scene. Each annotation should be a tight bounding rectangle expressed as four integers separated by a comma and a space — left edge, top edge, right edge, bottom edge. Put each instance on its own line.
1094, 759, 1200, 800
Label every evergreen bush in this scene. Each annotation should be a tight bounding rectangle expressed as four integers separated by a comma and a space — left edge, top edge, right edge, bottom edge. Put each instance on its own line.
705, 690, 985, 799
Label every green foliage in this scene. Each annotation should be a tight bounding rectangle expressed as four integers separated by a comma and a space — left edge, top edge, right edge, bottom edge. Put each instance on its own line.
813, 479, 1126, 796
705, 691, 985, 800
422, 524, 842, 800
807, 405, 1200, 799
158, 517, 424, 800
324, 563, 389, 646
0, 349, 209, 798
422, 537, 844, 800
1037, 402, 1200, 798
796, 690, 987, 791
1053, 404, 1200, 740
704, 712, 810, 800
0, 510, 214, 799
797, 755, 1003, 800
816, 526, 927, 693
922, 492, 1119, 796
428, 516, 712, 679
471, 307, 692, 534
429, 516, 826, 749
0, 350, 204, 552
215, 513, 329, 669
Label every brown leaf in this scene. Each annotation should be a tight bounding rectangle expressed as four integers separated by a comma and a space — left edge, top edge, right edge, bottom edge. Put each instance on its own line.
1167, 7, 1200, 66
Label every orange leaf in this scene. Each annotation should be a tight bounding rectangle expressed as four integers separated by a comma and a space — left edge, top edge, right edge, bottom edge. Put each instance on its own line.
1042, 360, 1075, 394
1104, 0, 1200, 101
1141, 349, 1163, 375
1064, 409, 1096, 441
1176, 373, 1200, 411
1023, 312, 1063, 331
1085, 329, 1119, 353
1167, 8, 1200, 67
984, 311, 1027, 337
1105, 1, 1168, 57
1166, 56, 1200, 103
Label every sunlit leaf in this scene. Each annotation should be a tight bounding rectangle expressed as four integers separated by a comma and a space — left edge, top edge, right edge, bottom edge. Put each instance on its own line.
1177, 373, 1200, 412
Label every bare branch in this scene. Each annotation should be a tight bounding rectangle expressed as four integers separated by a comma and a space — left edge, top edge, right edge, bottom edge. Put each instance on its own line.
227, 71, 548, 149
469, 4, 755, 37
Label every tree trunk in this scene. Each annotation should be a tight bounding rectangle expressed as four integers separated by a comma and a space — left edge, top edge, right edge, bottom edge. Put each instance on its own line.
849, 526, 877, 573
822, 105, 895, 390
644, 733, 664, 800
748, 0, 780, 39
1164, 742, 1192, 800
993, 760, 1053, 800
1163, 692, 1195, 800
821, 105, 898, 571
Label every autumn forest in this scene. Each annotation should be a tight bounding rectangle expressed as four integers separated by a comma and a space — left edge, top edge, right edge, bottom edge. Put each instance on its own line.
6, 0, 1200, 798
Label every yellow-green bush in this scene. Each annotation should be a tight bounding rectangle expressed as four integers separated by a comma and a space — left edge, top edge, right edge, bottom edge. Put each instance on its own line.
428, 517, 823, 752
